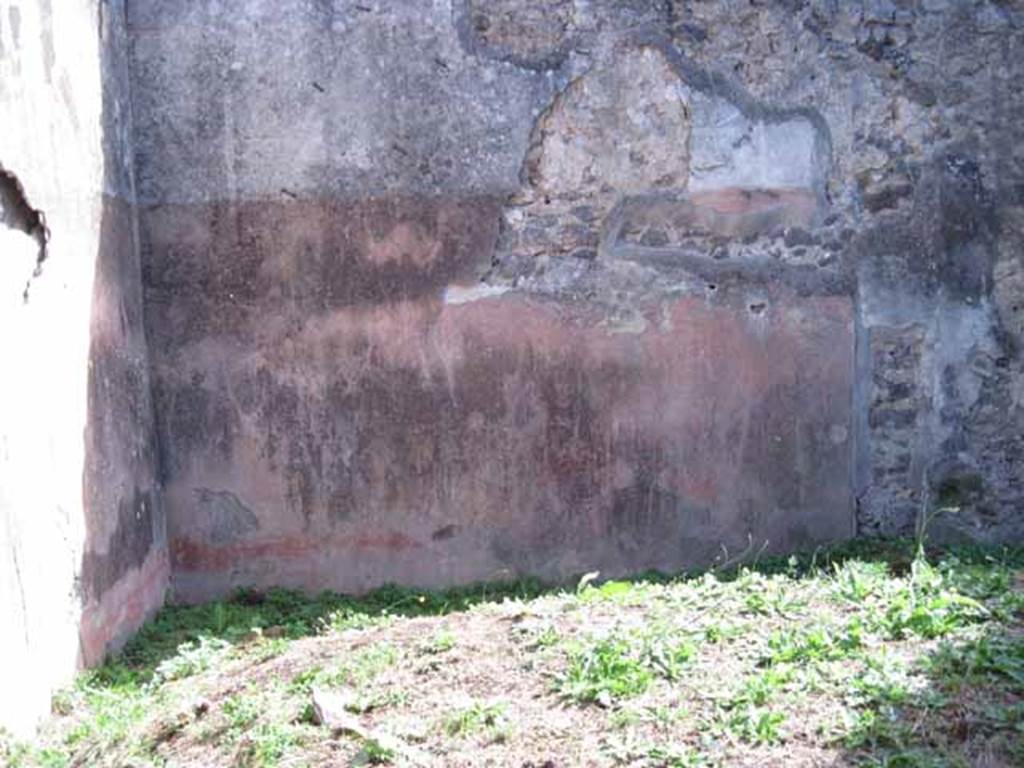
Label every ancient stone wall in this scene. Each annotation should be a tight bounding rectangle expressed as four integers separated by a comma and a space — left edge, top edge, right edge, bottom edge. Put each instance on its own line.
0, 0, 166, 736
125, 0, 1023, 601
2, 0, 1022, 734
663, 0, 1024, 543
126, 1, 1022, 604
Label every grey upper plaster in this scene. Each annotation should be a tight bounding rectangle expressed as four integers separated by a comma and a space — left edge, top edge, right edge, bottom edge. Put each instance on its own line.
127, 0, 552, 203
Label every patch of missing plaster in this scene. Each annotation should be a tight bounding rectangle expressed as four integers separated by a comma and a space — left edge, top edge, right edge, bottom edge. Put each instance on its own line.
602, 308, 647, 335
456, 0, 574, 70
194, 488, 260, 545
0, 165, 49, 302
609, 188, 823, 251
523, 46, 691, 205
488, 37, 831, 283
493, 45, 692, 262
443, 282, 511, 305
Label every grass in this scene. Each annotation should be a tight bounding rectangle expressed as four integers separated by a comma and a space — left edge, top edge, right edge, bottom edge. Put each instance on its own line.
2, 538, 1022, 767
442, 700, 510, 743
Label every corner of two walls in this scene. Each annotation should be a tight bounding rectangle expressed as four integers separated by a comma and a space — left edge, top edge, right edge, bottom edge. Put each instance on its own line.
3, 0, 1022, 737
125, 0, 1023, 607
0, 0, 166, 737
78, 0, 169, 667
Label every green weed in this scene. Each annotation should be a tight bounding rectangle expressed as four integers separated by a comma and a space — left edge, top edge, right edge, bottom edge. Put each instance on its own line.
442, 701, 509, 742
530, 625, 560, 649
420, 629, 456, 655
731, 668, 792, 708
642, 742, 702, 766
579, 579, 636, 603
361, 737, 396, 764
643, 634, 697, 682
337, 644, 399, 687
722, 706, 786, 745
235, 722, 301, 767
153, 635, 232, 683
558, 635, 653, 705
832, 560, 890, 603
926, 633, 1024, 687
766, 622, 860, 665
223, 693, 262, 735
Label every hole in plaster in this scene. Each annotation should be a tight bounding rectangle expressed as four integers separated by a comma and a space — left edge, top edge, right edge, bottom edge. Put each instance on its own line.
0, 166, 49, 302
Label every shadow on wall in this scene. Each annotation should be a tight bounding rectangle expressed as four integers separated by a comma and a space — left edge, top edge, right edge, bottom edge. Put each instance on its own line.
76, 0, 167, 669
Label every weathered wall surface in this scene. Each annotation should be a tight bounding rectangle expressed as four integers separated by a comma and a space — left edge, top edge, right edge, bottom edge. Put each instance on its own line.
0, 0, 165, 736
125, 1, 1022, 600
3, 0, 1018, 740
648, 0, 1024, 543
129, 0, 844, 601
